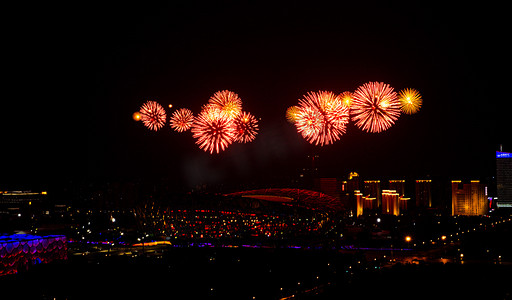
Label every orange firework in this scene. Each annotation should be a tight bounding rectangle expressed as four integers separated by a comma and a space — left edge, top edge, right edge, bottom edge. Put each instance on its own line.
191, 106, 236, 154
350, 82, 401, 133
207, 90, 243, 118
233, 111, 259, 143
139, 100, 167, 131
295, 91, 350, 146
286, 106, 300, 123
398, 88, 422, 114
170, 108, 194, 132
132, 112, 141, 121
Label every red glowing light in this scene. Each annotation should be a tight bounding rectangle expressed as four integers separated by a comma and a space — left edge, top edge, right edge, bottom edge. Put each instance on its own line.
294, 91, 350, 146
233, 111, 259, 143
350, 82, 401, 133
139, 100, 167, 131
170, 108, 194, 132
191, 106, 236, 154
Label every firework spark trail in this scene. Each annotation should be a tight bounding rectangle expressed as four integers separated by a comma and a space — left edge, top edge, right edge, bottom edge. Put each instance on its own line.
295, 91, 350, 146
207, 90, 243, 119
191, 106, 236, 154
233, 111, 259, 143
139, 100, 167, 131
350, 82, 401, 133
170, 108, 194, 132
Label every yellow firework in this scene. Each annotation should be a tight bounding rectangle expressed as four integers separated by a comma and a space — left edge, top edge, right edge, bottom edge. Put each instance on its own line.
286, 106, 300, 123
340, 91, 353, 107
398, 88, 422, 114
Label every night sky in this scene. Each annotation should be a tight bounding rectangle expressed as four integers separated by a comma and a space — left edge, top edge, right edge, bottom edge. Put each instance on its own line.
3, 2, 509, 189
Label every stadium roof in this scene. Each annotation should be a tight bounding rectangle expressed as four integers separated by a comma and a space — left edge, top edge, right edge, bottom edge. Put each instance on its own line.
225, 188, 343, 212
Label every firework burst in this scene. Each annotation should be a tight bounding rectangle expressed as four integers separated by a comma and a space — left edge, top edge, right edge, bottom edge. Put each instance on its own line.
286, 106, 300, 123
170, 108, 194, 132
350, 82, 401, 133
233, 111, 259, 143
191, 106, 236, 154
340, 91, 353, 107
398, 88, 422, 114
139, 100, 167, 131
207, 90, 243, 119
295, 91, 350, 146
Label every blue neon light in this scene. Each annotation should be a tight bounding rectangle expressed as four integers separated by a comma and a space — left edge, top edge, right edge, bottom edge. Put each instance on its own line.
496, 151, 512, 158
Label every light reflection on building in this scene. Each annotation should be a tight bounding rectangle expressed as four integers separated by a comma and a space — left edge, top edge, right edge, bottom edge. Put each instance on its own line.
451, 180, 488, 216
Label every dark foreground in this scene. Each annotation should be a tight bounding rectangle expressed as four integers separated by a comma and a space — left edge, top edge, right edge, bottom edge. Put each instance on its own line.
1, 246, 511, 300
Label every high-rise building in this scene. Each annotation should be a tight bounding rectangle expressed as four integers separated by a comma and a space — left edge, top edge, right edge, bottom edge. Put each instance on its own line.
451, 180, 488, 216
364, 180, 381, 208
341, 172, 361, 213
355, 190, 364, 217
389, 180, 405, 197
415, 180, 432, 209
314, 178, 341, 201
389, 180, 410, 213
496, 151, 512, 208
346, 172, 360, 192
382, 190, 400, 216
399, 196, 410, 212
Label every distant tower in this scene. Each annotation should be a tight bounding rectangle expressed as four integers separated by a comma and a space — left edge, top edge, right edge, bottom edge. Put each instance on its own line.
314, 178, 341, 201
415, 180, 432, 209
355, 190, 364, 217
496, 149, 512, 208
389, 180, 405, 197
364, 180, 381, 209
390, 180, 410, 214
298, 154, 319, 189
342, 172, 360, 212
451, 180, 488, 216
382, 190, 400, 216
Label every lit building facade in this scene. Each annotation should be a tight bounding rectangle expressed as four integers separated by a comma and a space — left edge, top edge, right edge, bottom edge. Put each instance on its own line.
382, 190, 400, 216
496, 151, 512, 208
451, 180, 488, 216
415, 180, 432, 209
399, 196, 410, 212
355, 190, 364, 217
389, 180, 410, 213
341, 172, 361, 213
364, 180, 381, 208
389, 180, 405, 197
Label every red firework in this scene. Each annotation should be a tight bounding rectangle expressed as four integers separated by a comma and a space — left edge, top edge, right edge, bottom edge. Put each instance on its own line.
139, 100, 167, 131
350, 82, 401, 133
295, 91, 350, 146
207, 90, 243, 118
191, 106, 236, 154
170, 108, 194, 132
233, 111, 259, 143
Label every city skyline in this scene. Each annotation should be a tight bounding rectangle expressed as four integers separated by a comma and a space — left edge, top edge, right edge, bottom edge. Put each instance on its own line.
1, 3, 510, 299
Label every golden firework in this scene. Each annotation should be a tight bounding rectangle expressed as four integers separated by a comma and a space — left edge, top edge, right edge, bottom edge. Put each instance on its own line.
340, 91, 353, 107
398, 88, 422, 114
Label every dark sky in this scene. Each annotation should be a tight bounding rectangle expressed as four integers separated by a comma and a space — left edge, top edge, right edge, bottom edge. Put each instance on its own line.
3, 2, 509, 189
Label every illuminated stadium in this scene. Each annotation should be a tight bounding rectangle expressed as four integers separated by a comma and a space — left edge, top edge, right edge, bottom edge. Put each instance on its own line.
136, 189, 343, 244
0, 234, 67, 276
225, 188, 343, 212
